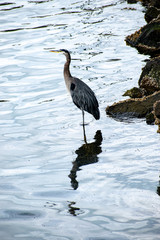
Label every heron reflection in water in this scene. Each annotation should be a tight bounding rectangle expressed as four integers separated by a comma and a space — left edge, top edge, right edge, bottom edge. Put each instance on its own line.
69, 130, 103, 190
157, 179, 160, 197
49, 49, 100, 142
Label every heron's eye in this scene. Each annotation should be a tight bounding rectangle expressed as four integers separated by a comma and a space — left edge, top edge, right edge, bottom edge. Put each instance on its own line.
70, 83, 76, 91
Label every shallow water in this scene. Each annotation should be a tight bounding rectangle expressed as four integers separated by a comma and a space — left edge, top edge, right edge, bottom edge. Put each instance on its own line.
0, 0, 160, 239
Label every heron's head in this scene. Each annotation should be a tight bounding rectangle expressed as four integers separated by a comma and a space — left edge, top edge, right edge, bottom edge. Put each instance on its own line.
50, 49, 70, 59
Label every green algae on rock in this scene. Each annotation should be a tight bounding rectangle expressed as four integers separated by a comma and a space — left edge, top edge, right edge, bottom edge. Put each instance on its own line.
123, 87, 146, 98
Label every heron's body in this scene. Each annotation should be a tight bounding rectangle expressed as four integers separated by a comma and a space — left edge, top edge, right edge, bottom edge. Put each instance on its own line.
50, 49, 100, 124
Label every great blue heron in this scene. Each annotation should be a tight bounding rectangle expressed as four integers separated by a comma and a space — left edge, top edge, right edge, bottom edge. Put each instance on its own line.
50, 49, 100, 127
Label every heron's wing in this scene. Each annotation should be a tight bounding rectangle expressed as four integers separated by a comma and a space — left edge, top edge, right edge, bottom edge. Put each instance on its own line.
70, 78, 100, 119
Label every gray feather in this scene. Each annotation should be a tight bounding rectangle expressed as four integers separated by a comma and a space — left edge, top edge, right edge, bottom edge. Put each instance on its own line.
70, 77, 100, 120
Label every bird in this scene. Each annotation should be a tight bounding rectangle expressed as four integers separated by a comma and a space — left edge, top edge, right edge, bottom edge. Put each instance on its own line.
50, 49, 100, 126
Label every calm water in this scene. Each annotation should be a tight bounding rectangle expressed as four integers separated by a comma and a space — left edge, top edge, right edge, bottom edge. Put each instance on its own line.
0, 0, 160, 239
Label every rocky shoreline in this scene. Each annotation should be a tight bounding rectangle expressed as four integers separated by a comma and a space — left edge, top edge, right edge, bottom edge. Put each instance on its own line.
106, 0, 160, 132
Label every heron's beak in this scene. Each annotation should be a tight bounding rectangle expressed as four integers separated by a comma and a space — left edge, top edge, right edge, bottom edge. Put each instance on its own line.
50, 50, 61, 53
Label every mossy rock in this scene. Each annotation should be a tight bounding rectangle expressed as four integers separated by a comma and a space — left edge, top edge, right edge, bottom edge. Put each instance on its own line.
146, 111, 155, 124
153, 100, 160, 118
145, 6, 160, 23
123, 87, 145, 98
106, 90, 160, 119
127, 0, 138, 3
139, 56, 160, 94
125, 17, 160, 56
149, 0, 160, 8
139, 0, 160, 8
153, 100, 160, 132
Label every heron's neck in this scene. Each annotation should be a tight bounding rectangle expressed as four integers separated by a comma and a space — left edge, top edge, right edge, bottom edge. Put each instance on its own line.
63, 56, 72, 80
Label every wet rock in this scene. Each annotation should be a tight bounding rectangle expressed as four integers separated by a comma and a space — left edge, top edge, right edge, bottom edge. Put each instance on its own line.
145, 6, 160, 23
140, 0, 160, 8
153, 100, 160, 118
139, 75, 159, 94
108, 0, 160, 130
146, 111, 155, 124
153, 100, 160, 132
127, 0, 138, 3
139, 57, 160, 94
125, 17, 160, 56
138, 0, 150, 7
106, 90, 160, 119
123, 87, 146, 98
149, 0, 160, 8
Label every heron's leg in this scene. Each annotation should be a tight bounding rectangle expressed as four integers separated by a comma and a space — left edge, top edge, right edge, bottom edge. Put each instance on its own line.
82, 110, 87, 143
82, 110, 85, 126
82, 122, 87, 144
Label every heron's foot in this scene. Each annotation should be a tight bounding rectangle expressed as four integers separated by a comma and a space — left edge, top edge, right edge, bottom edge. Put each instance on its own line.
80, 122, 89, 126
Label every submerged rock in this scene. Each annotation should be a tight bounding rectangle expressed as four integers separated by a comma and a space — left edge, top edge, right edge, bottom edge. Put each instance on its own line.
125, 17, 160, 56
139, 57, 160, 94
106, 90, 160, 119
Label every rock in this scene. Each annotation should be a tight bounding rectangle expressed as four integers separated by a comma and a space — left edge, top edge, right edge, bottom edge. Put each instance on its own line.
139, 75, 159, 94
153, 100, 160, 118
149, 0, 160, 8
125, 17, 160, 56
145, 6, 160, 23
127, 0, 138, 3
139, 57, 160, 94
123, 87, 146, 98
140, 0, 160, 8
153, 100, 160, 132
146, 111, 155, 124
108, 0, 160, 131
106, 90, 160, 119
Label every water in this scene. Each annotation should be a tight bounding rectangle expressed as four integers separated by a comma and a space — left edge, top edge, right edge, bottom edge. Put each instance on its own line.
0, 0, 160, 239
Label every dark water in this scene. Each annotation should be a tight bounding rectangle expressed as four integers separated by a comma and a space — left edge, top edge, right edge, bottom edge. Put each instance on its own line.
0, 0, 160, 239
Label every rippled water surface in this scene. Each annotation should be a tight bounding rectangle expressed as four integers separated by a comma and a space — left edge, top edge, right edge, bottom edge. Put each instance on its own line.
0, 0, 160, 239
